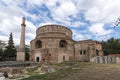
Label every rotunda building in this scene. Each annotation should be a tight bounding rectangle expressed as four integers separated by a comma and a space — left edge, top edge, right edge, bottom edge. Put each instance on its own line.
30, 24, 103, 63
30, 25, 74, 63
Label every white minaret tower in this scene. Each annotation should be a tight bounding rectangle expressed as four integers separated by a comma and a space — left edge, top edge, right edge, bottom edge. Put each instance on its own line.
17, 17, 26, 61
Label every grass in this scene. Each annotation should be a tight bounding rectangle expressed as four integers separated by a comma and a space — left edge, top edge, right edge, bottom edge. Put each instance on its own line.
22, 68, 74, 80
21, 62, 120, 80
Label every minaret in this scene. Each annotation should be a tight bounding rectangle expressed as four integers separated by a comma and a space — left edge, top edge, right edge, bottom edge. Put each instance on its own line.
20, 17, 26, 50
17, 17, 26, 61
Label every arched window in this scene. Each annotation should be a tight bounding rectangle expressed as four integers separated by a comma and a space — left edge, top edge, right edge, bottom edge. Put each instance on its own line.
59, 40, 67, 48
49, 54, 51, 56
80, 50, 82, 55
63, 56, 65, 61
35, 40, 42, 48
96, 49, 99, 56
83, 50, 86, 55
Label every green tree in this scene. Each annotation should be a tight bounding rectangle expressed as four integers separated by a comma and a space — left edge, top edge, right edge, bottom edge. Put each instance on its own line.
25, 45, 30, 61
101, 40, 107, 55
0, 40, 6, 49
4, 33, 17, 61
101, 38, 120, 55
114, 17, 120, 27
0, 48, 3, 61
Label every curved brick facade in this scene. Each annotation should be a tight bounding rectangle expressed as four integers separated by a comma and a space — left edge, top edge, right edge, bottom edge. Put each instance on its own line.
30, 24, 103, 63
36, 25, 72, 38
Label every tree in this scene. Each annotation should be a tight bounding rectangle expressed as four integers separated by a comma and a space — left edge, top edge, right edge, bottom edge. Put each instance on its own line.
101, 40, 108, 55
4, 33, 17, 61
0, 48, 3, 61
114, 16, 120, 27
101, 38, 120, 55
25, 45, 30, 61
0, 40, 6, 61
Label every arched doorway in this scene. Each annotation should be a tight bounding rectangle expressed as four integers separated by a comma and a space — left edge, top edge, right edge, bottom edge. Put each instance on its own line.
96, 49, 99, 56
63, 56, 65, 61
36, 57, 40, 62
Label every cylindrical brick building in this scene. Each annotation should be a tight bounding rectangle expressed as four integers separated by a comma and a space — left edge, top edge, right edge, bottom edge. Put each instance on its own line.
30, 25, 74, 63
30, 24, 103, 63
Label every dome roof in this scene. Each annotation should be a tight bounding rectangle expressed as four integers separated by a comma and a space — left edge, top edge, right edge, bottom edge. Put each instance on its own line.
36, 24, 72, 37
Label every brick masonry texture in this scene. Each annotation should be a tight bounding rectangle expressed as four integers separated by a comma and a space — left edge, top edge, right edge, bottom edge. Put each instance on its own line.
30, 25, 103, 63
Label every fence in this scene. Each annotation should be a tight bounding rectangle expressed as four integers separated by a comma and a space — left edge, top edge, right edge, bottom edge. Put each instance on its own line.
0, 61, 38, 67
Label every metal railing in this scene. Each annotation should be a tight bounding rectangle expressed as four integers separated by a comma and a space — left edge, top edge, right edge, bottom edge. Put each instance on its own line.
0, 61, 38, 67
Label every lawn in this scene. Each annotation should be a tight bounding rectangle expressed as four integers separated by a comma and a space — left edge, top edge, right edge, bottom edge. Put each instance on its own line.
21, 62, 120, 80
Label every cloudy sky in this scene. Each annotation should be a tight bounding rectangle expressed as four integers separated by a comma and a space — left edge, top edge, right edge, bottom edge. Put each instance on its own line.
0, 0, 120, 45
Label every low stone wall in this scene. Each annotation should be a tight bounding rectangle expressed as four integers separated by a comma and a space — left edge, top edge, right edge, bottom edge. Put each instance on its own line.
0, 61, 38, 78
115, 56, 120, 63
95, 56, 120, 64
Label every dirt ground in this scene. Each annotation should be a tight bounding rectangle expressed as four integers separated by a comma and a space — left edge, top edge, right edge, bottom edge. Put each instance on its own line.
22, 62, 120, 80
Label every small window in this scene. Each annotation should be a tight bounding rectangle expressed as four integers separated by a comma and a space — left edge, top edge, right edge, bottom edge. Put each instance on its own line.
80, 50, 82, 55
49, 54, 51, 56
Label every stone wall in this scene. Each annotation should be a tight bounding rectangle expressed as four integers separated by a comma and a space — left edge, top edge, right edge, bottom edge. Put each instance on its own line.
30, 36, 74, 63
74, 40, 103, 62
95, 56, 120, 64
